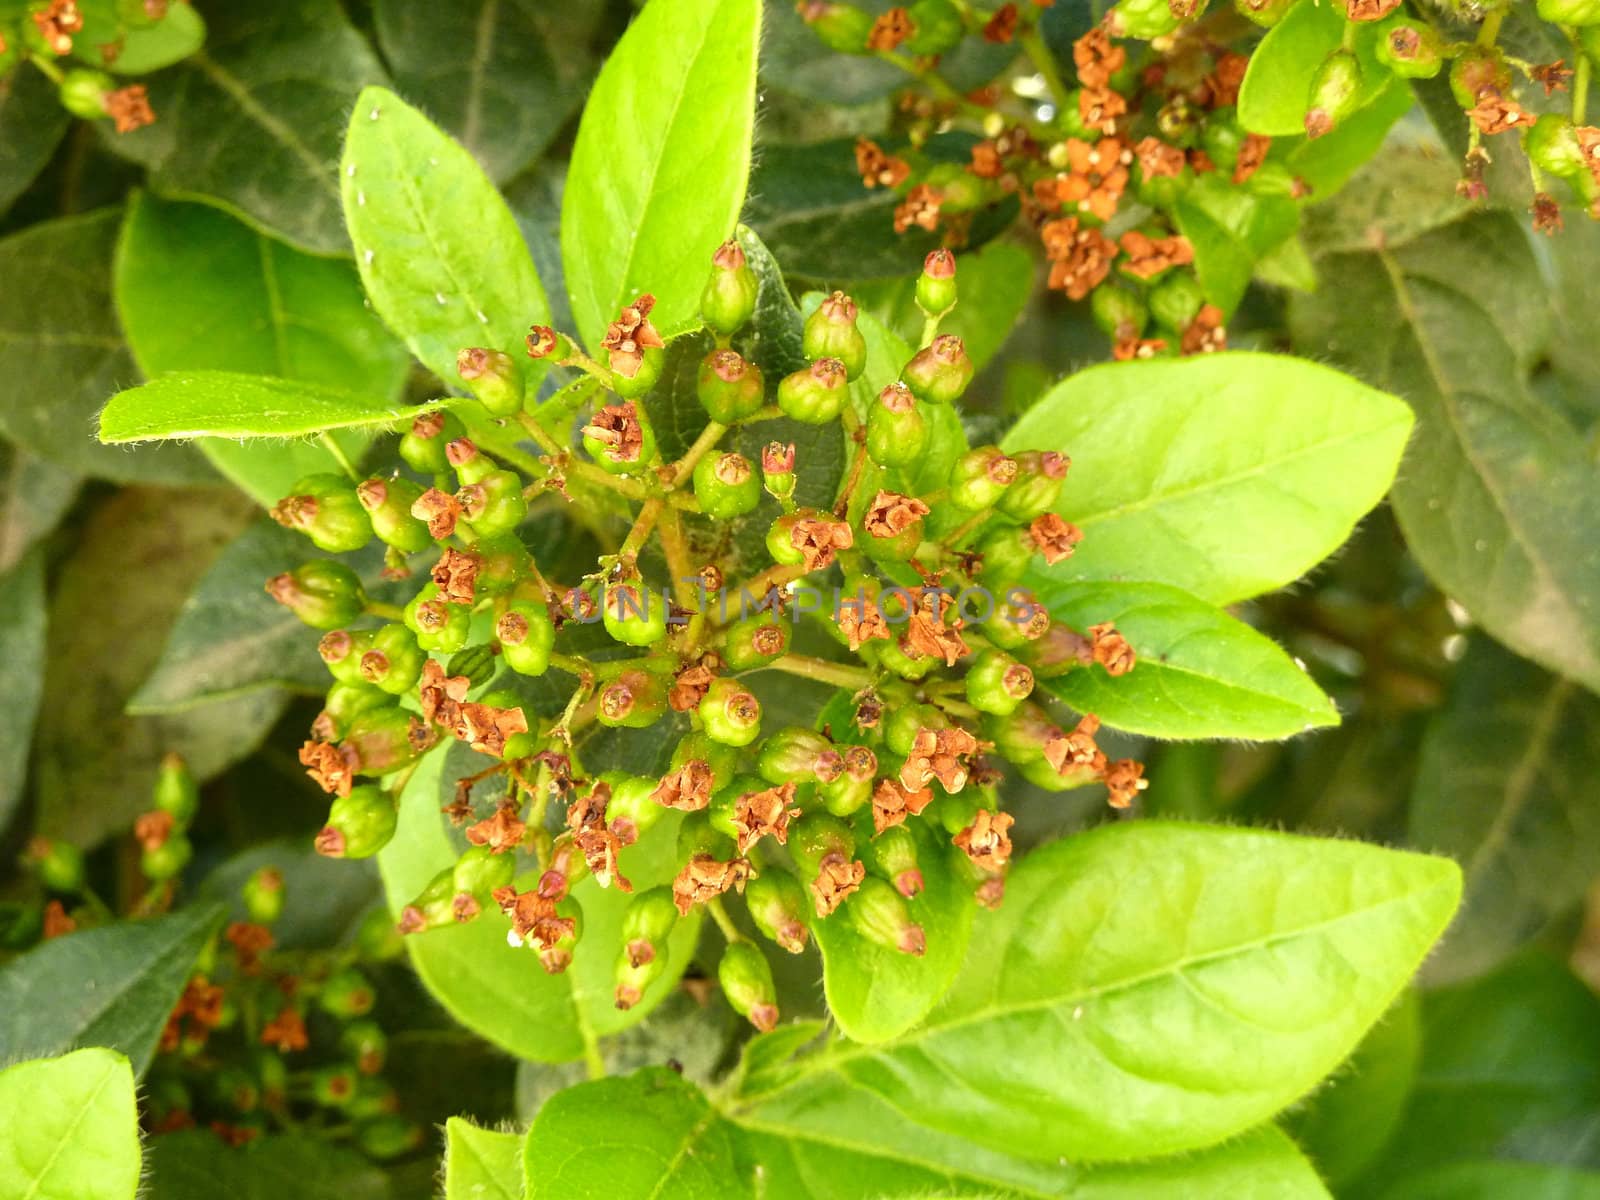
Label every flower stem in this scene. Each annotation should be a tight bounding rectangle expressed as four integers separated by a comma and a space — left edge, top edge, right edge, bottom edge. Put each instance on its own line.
669, 420, 728, 489
319, 433, 361, 482
1019, 29, 1073, 120
763, 654, 875, 690
707, 896, 744, 943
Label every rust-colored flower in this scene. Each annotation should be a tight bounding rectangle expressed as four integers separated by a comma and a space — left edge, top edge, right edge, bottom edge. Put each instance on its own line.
855, 137, 910, 188
651, 760, 714, 811
411, 487, 462, 539
31, 0, 82, 55
839, 591, 892, 651
867, 6, 913, 50
903, 590, 970, 666
1205, 52, 1250, 108
1103, 758, 1148, 808
671, 854, 753, 915
871, 777, 935, 834
1074, 28, 1125, 88
984, 2, 1019, 41
1029, 513, 1083, 565
669, 662, 716, 712
893, 183, 943, 234
431, 547, 481, 605
104, 85, 155, 134
1533, 60, 1573, 95
299, 739, 356, 797
1133, 136, 1186, 180
575, 825, 632, 891
863, 490, 930, 539
810, 851, 865, 917
466, 803, 527, 853
1089, 621, 1136, 675
1079, 87, 1126, 136
1342, 0, 1401, 18
1041, 218, 1116, 300
135, 809, 175, 852
1180, 303, 1227, 355
1049, 137, 1131, 222
1574, 126, 1600, 184
260, 1007, 308, 1053
1232, 133, 1271, 184
1113, 335, 1167, 361
1044, 713, 1105, 774
790, 514, 854, 571
1118, 229, 1194, 279
731, 782, 801, 852
1466, 87, 1534, 136
42, 899, 76, 940
954, 808, 1014, 873
899, 725, 982, 793
226, 922, 275, 974
494, 886, 576, 952
1532, 192, 1564, 236
418, 659, 470, 729
969, 140, 1004, 179
600, 295, 665, 379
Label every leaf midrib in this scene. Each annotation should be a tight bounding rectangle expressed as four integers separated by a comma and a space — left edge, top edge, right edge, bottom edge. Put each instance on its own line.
19, 1055, 120, 1200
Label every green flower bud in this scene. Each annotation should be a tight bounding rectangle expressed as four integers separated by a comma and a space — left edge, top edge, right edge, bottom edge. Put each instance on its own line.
1306, 49, 1364, 139
25, 837, 84, 894
676, 810, 736, 862
524, 324, 571, 362
453, 470, 525, 539
906, 0, 962, 53
1149, 271, 1205, 333
318, 628, 374, 685
456, 347, 525, 417
866, 382, 930, 469
819, 744, 877, 816
356, 906, 406, 960
977, 525, 1036, 588
142, 832, 193, 881
996, 449, 1070, 521
697, 349, 766, 423
701, 239, 760, 334
597, 667, 671, 729
359, 623, 425, 695
610, 347, 665, 400
472, 534, 529, 595
876, 632, 940, 681
397, 866, 457, 934
901, 334, 974, 405
1105, 0, 1180, 39
582, 402, 657, 473
605, 774, 667, 843
319, 680, 392, 739
405, 583, 471, 653
1538, 0, 1600, 22
694, 451, 762, 519
311, 1064, 360, 1109
982, 588, 1050, 651
1200, 111, 1245, 173
319, 965, 377, 1017
777, 357, 849, 424
672, 731, 742, 785
446, 437, 496, 486
497, 600, 556, 676
59, 69, 113, 121
719, 941, 780, 1032
761, 442, 797, 501
789, 811, 856, 875
341, 1020, 388, 1075
759, 727, 845, 786
803, 291, 867, 379
315, 784, 398, 859
1091, 284, 1149, 340
798, 0, 873, 53
885, 702, 946, 758
745, 870, 810, 954
982, 701, 1058, 766
867, 824, 924, 897
620, 886, 679, 971
965, 648, 1035, 716
154, 751, 200, 824
1374, 16, 1444, 79
271, 475, 373, 554
916, 248, 958, 316
847, 874, 926, 956
603, 579, 669, 646
1527, 114, 1587, 179
699, 677, 763, 747
213, 1066, 260, 1115
614, 952, 666, 1010
1235, 0, 1293, 25
242, 866, 285, 925
356, 1116, 424, 1160
721, 612, 790, 671
453, 844, 517, 900
949, 446, 1018, 511
398, 410, 466, 475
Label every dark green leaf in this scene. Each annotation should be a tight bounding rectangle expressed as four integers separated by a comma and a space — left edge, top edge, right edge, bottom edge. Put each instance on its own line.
1290, 211, 1600, 695
1407, 637, 1600, 983
108, 0, 388, 254
0, 1049, 140, 1200
1002, 353, 1414, 605
1377, 1162, 1600, 1200
198, 841, 379, 950
0, 445, 80, 574
374, 0, 602, 184
114, 193, 411, 504
562, 0, 760, 350
0, 62, 72, 216
342, 86, 549, 390
146, 1130, 391, 1200
0, 549, 46, 834
1174, 175, 1299, 315
1034, 578, 1340, 740
443, 1118, 521, 1200
1237, 0, 1393, 137
758, 0, 901, 105
0, 209, 212, 484
0, 903, 223, 1076
738, 822, 1459, 1162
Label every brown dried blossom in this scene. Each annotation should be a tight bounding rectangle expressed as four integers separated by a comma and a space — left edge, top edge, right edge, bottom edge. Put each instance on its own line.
299, 739, 356, 797
855, 137, 910, 188
867, 6, 913, 51
1205, 53, 1250, 108
1133, 136, 1186, 180
899, 725, 982, 793
1073, 28, 1125, 88
669, 662, 716, 712
600, 295, 665, 379
1466, 88, 1534, 136
431, 548, 480, 605
1118, 229, 1194, 280
903, 591, 970, 666
893, 183, 943, 234
969, 140, 1005, 180
1088, 621, 1136, 675
411, 487, 462, 539
731, 782, 801, 852
954, 809, 1014, 873
1532, 192, 1564, 236
1079, 87, 1126, 136
790, 514, 854, 571
1041, 218, 1116, 300
1232, 133, 1271, 184
104, 85, 156, 134
42, 900, 75, 940
1051, 137, 1131, 221
871, 777, 935, 834
1181, 304, 1227, 355
494, 886, 575, 952
1103, 758, 1149, 809
651, 760, 715, 812
1113, 335, 1168, 361
583, 402, 648, 465
135, 809, 176, 851
839, 591, 892, 651
1029, 513, 1084, 565
466, 804, 527, 853
810, 852, 866, 917
1342, 0, 1401, 19
1044, 714, 1105, 774
260, 1007, 308, 1053
984, 2, 1019, 42
863, 490, 930, 540
672, 854, 753, 915
1533, 61, 1573, 95
32, 0, 82, 55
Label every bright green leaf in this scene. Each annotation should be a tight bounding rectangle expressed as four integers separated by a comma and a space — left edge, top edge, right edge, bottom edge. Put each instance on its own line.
561, 0, 760, 351
1174, 175, 1299, 315
114, 193, 410, 504
98, 371, 443, 443
0, 1049, 140, 1200
1002, 353, 1414, 605
1288, 77, 1414, 197
1238, 0, 1393, 137
113, 2, 206, 74
0, 904, 223, 1076
0, 549, 46, 835
0, 62, 72, 216
342, 86, 549, 394
0, 209, 213, 484
812, 820, 974, 1043
739, 822, 1460, 1162
145, 1130, 390, 1200
443, 1118, 522, 1200
1034, 578, 1340, 740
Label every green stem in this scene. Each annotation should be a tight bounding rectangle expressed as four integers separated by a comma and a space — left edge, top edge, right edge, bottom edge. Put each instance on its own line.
1576, 52, 1591, 126
1019, 29, 1073, 119
365, 600, 406, 621
706, 897, 744, 943
319, 433, 361, 482
762, 654, 875, 691
26, 53, 64, 84
669, 420, 728, 489
1476, 8, 1504, 45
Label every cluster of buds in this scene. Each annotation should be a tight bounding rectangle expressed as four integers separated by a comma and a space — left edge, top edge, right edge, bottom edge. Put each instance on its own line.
0, 0, 175, 134
267, 236, 1146, 1035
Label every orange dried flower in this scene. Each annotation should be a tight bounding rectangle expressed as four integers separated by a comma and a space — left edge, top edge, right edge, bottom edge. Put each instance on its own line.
651, 760, 715, 811
1045, 714, 1105, 774
863, 490, 930, 539
672, 854, 753, 915
867, 7, 913, 50
600, 295, 665, 378
669, 662, 716, 712
1232, 133, 1271, 184
1133, 136, 1186, 180
899, 725, 982, 793
1041, 218, 1116, 300
104, 85, 155, 134
31, 0, 82, 55
731, 782, 801, 852
872, 777, 935, 833
299, 739, 355, 797
1103, 758, 1148, 808
466, 804, 527, 853
1466, 88, 1534, 136
984, 3, 1020, 41
855, 137, 910, 188
1112, 335, 1168, 361
810, 852, 865, 917
1051, 137, 1131, 221
1079, 87, 1126, 136
893, 183, 943, 234
1029, 513, 1083, 564
1180, 303, 1227, 355
790, 515, 854, 571
135, 809, 176, 851
431, 548, 481, 605
411, 487, 462, 539
1089, 621, 1136, 675
260, 1007, 308, 1053
1118, 229, 1194, 279
954, 809, 1014, 872
1073, 28, 1125, 88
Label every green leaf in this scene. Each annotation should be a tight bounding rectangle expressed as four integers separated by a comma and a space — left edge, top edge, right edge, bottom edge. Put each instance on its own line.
114, 193, 410, 505
0, 445, 80, 574
1174, 175, 1299, 314
0, 904, 223, 1076
1287, 77, 1414, 197
373, 0, 601, 185
377, 749, 702, 1062
1237, 0, 1393, 137
107, 0, 388, 254
145, 1130, 390, 1200
113, 2, 206, 74
1377, 1162, 1600, 1200
1033, 578, 1340, 740
342, 85, 549, 392
0, 1049, 140, 1200
525, 1068, 742, 1198
443, 1118, 521, 1200
198, 842, 380, 950
1407, 637, 1600, 984
1289, 211, 1600, 696
0, 549, 46, 835
739, 822, 1460, 1162
0, 209, 213, 484
98, 371, 442, 443
1289, 989, 1421, 1188
0, 62, 72, 215
561, 0, 760, 351
1001, 353, 1414, 605
812, 820, 975, 1043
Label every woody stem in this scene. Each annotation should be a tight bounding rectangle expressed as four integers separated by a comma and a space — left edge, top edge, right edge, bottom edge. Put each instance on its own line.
763, 654, 875, 690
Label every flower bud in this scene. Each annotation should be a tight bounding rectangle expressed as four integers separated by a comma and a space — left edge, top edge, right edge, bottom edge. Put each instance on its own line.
916, 248, 958, 315
341, 1021, 387, 1075
445, 644, 498, 693
1306, 49, 1363, 140
949, 446, 1018, 511
777, 358, 849, 424
701, 239, 760, 334
344, 706, 429, 776
901, 334, 974, 405
397, 866, 457, 934
359, 623, 425, 695
672, 731, 741, 785
905, 0, 963, 53
867, 825, 924, 898
453, 470, 526, 539
982, 588, 1050, 651
456, 347, 524, 417
316, 785, 398, 860
965, 648, 1035, 716
721, 612, 789, 671
699, 677, 763, 747
497, 600, 555, 676
25, 837, 84, 893
847, 875, 926, 956
525, 325, 571, 361
1149, 271, 1205, 334
789, 811, 856, 875
58, 69, 115, 120
597, 667, 671, 729
884, 701, 946, 757
603, 579, 669, 647
1373, 15, 1444, 79
866, 383, 929, 469
154, 751, 200, 825
761, 442, 797, 501
405, 583, 471, 654
399, 410, 466, 475
982, 701, 1058, 766
802, 291, 868, 379
453, 845, 517, 903
1104, 0, 1181, 37
446, 437, 496, 486
620, 886, 679, 972
318, 680, 392, 739
355, 476, 431, 553
996, 450, 1069, 521
142, 832, 193, 881
693, 451, 762, 518
758, 727, 844, 786
745, 870, 810, 954
797, 1, 873, 53
605, 774, 668, 843
697, 349, 766, 423
1091, 285, 1148, 341
819, 744, 877, 816
266, 561, 366, 630
719, 941, 780, 1032
243, 866, 285, 925
614, 952, 667, 1011
319, 966, 377, 1018
1527, 114, 1586, 179
271, 475, 374, 554
977, 525, 1035, 588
